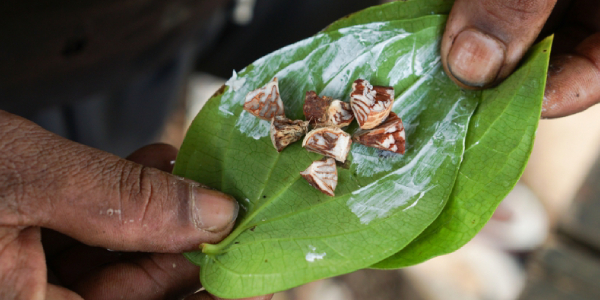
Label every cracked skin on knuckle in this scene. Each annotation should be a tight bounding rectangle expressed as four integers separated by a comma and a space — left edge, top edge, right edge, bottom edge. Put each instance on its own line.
480, 0, 552, 25
112, 161, 188, 231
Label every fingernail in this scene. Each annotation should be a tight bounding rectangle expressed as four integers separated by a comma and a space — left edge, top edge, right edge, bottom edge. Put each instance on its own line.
447, 29, 505, 87
191, 186, 239, 232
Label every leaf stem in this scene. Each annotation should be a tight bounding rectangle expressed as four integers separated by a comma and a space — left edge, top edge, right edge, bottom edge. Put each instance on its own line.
202, 173, 304, 255
202, 226, 245, 254
202, 243, 221, 254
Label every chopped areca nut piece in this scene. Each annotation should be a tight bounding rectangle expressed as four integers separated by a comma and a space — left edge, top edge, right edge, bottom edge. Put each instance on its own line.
270, 116, 309, 152
303, 91, 332, 125
244, 77, 285, 120
328, 100, 354, 128
302, 127, 352, 162
300, 158, 338, 196
353, 112, 406, 154
350, 79, 394, 129
303, 91, 354, 128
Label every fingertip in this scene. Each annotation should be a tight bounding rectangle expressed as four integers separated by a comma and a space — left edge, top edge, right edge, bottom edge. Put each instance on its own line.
191, 187, 239, 234
442, 0, 556, 90
46, 284, 84, 300
445, 28, 506, 89
210, 294, 274, 300
72, 253, 202, 300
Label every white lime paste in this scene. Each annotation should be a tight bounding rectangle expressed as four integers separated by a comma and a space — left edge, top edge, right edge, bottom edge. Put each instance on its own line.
235, 111, 270, 140
305, 245, 326, 262
348, 91, 471, 224
347, 139, 436, 225
226, 70, 247, 92
218, 37, 323, 118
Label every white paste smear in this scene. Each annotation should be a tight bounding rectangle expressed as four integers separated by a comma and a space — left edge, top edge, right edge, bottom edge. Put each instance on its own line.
235, 110, 270, 140
305, 245, 327, 262
226, 70, 247, 92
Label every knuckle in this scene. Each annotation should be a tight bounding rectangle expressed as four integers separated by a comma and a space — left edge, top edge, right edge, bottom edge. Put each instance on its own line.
116, 161, 148, 204
484, 0, 549, 14
499, 0, 548, 14
481, 0, 553, 23
114, 161, 173, 221
576, 33, 600, 65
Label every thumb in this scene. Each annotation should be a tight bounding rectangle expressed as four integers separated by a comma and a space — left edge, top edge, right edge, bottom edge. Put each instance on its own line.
442, 0, 556, 89
0, 111, 238, 253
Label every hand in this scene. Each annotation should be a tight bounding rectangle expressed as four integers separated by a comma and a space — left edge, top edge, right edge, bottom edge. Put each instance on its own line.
0, 111, 271, 300
441, 0, 600, 118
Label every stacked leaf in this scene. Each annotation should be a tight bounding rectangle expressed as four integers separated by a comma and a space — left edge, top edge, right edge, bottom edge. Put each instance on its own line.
173, 0, 552, 297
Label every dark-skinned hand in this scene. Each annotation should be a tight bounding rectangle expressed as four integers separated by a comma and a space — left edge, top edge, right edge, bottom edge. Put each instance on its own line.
441, 0, 600, 118
0, 110, 272, 300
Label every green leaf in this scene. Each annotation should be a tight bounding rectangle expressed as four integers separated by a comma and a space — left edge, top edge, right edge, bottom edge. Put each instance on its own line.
173, 0, 551, 297
324, 0, 453, 32
372, 36, 553, 269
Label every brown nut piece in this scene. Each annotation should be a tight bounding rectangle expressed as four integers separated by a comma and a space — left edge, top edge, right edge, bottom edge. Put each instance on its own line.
303, 91, 332, 125
302, 127, 352, 163
353, 112, 406, 154
303, 91, 354, 128
270, 116, 309, 152
350, 79, 394, 129
328, 100, 354, 128
300, 158, 338, 196
244, 77, 285, 120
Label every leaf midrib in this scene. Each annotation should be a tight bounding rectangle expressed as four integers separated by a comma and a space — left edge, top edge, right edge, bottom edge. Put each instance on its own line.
213, 125, 459, 254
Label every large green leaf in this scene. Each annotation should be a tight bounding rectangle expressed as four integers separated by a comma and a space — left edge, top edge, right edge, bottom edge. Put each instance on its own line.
173, 0, 551, 297
317, 0, 553, 270
373, 37, 552, 269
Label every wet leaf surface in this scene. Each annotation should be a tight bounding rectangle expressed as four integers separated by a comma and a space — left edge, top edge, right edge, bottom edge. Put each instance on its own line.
173, 0, 551, 297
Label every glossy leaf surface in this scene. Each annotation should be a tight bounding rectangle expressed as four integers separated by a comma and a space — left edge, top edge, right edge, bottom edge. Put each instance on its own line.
373, 37, 552, 268
173, 0, 551, 297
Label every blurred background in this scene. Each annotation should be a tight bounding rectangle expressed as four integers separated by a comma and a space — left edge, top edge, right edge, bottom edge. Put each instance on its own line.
3, 0, 600, 299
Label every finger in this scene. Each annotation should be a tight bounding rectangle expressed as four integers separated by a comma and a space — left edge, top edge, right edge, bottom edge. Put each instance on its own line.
126, 143, 178, 173
46, 284, 83, 300
184, 293, 215, 300
48, 243, 121, 286
41, 228, 79, 258
47, 144, 181, 286
542, 32, 600, 118
54, 246, 274, 300
0, 111, 238, 253
71, 253, 201, 300
212, 295, 274, 300
442, 0, 556, 89
185, 292, 275, 300
0, 227, 46, 300
43, 228, 123, 287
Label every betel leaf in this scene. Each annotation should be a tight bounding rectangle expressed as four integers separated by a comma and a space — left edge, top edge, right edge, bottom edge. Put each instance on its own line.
173, 0, 551, 298
177, 18, 476, 298
324, 0, 453, 32
320, 0, 553, 270
373, 37, 552, 269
